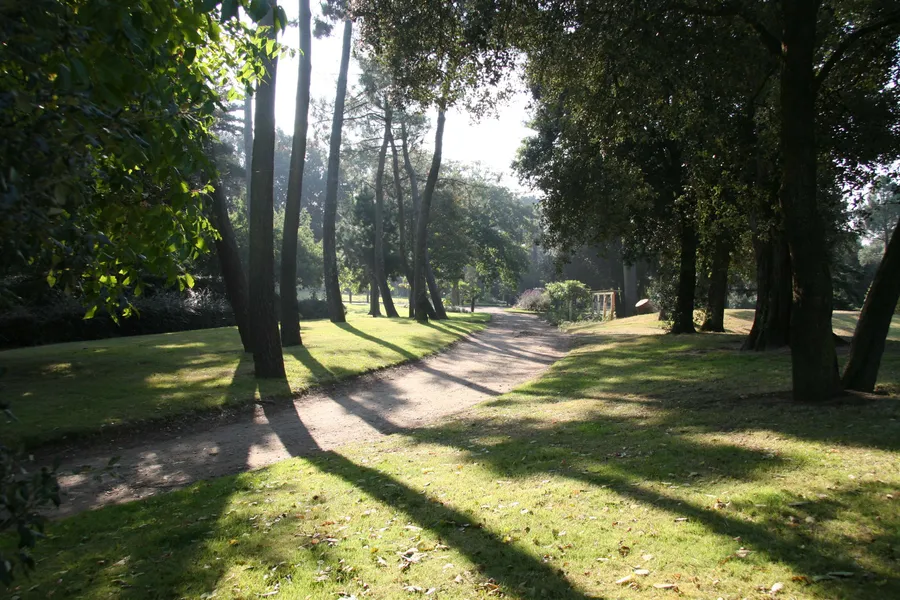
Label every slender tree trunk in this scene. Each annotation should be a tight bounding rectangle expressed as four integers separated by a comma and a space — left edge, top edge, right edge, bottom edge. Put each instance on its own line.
671, 205, 698, 334
208, 177, 252, 353
322, 19, 352, 323
374, 101, 399, 317
452, 280, 460, 307
470, 295, 476, 314
389, 126, 413, 312
623, 262, 637, 318
244, 93, 253, 199
700, 231, 731, 332
368, 273, 381, 317
348, 289, 352, 304
400, 119, 437, 319
780, 0, 839, 400
413, 108, 447, 323
842, 217, 900, 392
247, 3, 285, 378
279, 0, 312, 347
426, 255, 447, 319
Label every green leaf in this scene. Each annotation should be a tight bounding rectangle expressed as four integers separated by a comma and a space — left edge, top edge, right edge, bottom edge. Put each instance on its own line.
220, 0, 238, 21
184, 47, 197, 65
84, 305, 98, 320
184, 273, 195, 289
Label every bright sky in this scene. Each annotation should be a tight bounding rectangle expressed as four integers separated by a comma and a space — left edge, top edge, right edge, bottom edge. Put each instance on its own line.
270, 5, 534, 191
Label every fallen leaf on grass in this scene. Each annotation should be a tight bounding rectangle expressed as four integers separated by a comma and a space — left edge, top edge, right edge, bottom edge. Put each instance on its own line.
653, 583, 677, 590
615, 574, 634, 585
770, 582, 784, 595
634, 569, 650, 576
735, 548, 751, 558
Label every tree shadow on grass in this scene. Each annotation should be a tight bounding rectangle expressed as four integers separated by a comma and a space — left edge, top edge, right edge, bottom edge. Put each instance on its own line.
336, 322, 418, 359
304, 451, 595, 599
406, 410, 900, 596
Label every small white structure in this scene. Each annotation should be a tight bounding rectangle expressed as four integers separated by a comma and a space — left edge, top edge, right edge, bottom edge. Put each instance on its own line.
592, 290, 617, 320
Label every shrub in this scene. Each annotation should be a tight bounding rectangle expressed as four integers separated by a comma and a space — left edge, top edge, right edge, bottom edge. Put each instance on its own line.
0, 289, 235, 349
545, 280, 592, 324
0, 437, 59, 586
297, 298, 329, 320
515, 288, 550, 312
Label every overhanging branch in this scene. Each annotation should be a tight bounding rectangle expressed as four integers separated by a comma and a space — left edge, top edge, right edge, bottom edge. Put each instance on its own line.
815, 10, 900, 88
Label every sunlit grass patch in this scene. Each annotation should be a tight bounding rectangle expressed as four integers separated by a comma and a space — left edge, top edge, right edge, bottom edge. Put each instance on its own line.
0, 313, 489, 448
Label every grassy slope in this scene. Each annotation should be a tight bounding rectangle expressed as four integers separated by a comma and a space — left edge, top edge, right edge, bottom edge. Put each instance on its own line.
0, 312, 489, 448
7, 311, 900, 599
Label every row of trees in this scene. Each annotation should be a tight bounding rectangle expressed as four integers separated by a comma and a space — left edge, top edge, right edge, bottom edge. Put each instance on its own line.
506, 1, 900, 400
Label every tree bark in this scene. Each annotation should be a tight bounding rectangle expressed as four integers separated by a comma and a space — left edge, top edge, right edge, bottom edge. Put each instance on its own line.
700, 231, 731, 332
623, 262, 637, 318
374, 101, 399, 317
426, 254, 447, 319
322, 19, 352, 323
243, 93, 253, 199
452, 280, 460, 307
247, 3, 285, 378
744, 229, 792, 351
780, 0, 840, 400
368, 273, 381, 317
413, 108, 447, 323
842, 217, 900, 392
671, 205, 698, 334
400, 118, 438, 320
389, 123, 413, 310
279, 0, 312, 347
208, 177, 252, 353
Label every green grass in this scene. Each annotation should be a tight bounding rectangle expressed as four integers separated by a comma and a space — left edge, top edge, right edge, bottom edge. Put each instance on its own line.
0, 313, 489, 449
7, 313, 900, 599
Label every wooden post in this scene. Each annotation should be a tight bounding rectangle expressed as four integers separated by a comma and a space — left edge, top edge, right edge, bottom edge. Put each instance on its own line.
610, 292, 616, 319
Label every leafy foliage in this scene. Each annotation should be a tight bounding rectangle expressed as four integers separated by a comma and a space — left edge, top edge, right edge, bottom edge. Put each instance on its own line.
0, 0, 282, 317
514, 288, 549, 312
0, 441, 60, 585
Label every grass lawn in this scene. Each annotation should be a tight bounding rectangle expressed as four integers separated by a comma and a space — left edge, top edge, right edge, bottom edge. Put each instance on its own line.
7, 311, 900, 599
0, 313, 489, 449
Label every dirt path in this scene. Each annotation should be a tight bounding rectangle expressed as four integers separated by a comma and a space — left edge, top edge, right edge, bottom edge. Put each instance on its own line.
56, 309, 568, 517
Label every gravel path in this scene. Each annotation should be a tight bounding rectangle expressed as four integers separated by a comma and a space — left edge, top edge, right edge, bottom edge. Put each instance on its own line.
56, 309, 568, 516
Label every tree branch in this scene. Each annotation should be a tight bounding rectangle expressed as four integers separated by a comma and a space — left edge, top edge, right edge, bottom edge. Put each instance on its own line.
815, 10, 900, 88
668, 1, 782, 57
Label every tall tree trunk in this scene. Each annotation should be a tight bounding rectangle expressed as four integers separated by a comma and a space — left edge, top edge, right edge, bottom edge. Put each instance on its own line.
780, 0, 839, 400
452, 280, 460, 307
700, 231, 731, 332
623, 261, 637, 318
374, 101, 399, 317
389, 124, 413, 312
671, 205, 698, 334
244, 93, 253, 199
426, 255, 447, 319
745, 229, 793, 351
413, 108, 447, 323
248, 3, 285, 378
368, 272, 381, 317
322, 19, 352, 323
279, 0, 312, 347
400, 119, 437, 319
208, 177, 252, 353
842, 217, 900, 392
